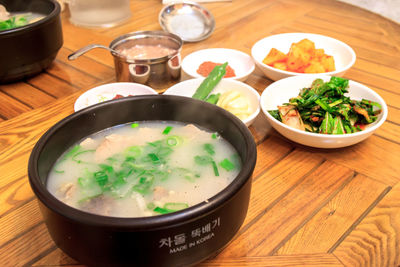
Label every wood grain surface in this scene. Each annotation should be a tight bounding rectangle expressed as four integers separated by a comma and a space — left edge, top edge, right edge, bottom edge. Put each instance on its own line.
0, 0, 399, 266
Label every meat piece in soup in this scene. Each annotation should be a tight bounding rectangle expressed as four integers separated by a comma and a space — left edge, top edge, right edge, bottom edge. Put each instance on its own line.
47, 121, 241, 217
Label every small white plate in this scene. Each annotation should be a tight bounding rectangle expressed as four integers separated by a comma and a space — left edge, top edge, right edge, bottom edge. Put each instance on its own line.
164, 78, 260, 127
260, 75, 387, 148
74, 82, 158, 112
251, 33, 356, 81
181, 48, 255, 82
159, 1, 215, 42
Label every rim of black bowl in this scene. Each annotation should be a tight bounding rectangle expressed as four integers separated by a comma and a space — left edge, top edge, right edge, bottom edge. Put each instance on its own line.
28, 95, 257, 230
0, 0, 60, 36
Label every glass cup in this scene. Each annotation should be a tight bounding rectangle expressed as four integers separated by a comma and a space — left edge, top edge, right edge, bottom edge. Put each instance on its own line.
67, 0, 131, 28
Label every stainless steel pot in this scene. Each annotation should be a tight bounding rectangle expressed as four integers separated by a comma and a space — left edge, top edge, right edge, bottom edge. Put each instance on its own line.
69, 31, 183, 90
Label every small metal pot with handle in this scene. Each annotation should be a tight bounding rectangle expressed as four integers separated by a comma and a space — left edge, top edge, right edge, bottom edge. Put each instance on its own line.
69, 31, 183, 91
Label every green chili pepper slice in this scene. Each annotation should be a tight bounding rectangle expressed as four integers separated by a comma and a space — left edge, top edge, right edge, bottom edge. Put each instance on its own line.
192, 62, 228, 100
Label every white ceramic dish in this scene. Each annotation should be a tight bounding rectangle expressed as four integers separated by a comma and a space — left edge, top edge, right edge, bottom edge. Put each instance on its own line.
164, 78, 260, 127
74, 82, 158, 112
181, 48, 255, 82
260, 75, 387, 148
251, 33, 356, 81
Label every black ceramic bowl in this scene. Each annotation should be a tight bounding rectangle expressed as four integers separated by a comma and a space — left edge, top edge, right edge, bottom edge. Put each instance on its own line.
0, 0, 63, 83
28, 95, 257, 267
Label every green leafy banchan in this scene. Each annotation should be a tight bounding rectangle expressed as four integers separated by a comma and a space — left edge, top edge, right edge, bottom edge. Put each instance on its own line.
268, 77, 382, 134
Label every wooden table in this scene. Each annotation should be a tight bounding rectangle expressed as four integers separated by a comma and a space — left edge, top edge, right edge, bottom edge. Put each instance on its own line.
1, 0, 400, 266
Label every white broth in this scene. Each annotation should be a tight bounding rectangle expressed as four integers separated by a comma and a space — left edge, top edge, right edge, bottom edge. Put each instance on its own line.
47, 121, 241, 217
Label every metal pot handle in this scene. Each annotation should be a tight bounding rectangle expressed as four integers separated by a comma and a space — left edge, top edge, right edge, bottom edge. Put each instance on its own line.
68, 44, 116, 60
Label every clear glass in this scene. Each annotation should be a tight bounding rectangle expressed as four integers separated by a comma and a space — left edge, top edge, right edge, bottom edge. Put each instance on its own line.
67, 0, 131, 28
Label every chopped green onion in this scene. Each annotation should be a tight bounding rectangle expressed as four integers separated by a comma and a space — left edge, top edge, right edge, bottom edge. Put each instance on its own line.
154, 170, 170, 181
211, 133, 218, 139
133, 173, 154, 194
194, 155, 219, 176
148, 153, 160, 164
112, 176, 127, 188
94, 171, 108, 187
148, 140, 162, 147
203, 143, 215, 155
153, 202, 189, 214
78, 193, 102, 204
162, 126, 173, 135
219, 158, 235, 171
125, 146, 141, 158
0, 15, 29, 31
158, 146, 173, 157
78, 176, 91, 187
176, 168, 199, 182
63, 145, 81, 160
211, 161, 219, 176
194, 155, 213, 165
131, 123, 139, 128
153, 206, 175, 214
99, 164, 114, 174
166, 137, 177, 146
72, 149, 95, 163
147, 202, 156, 210
164, 202, 189, 211
165, 136, 181, 146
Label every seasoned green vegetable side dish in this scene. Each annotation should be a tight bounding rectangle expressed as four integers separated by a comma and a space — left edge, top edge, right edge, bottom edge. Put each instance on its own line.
268, 77, 382, 134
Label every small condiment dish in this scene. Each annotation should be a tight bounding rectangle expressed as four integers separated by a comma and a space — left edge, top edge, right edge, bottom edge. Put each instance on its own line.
251, 33, 356, 81
181, 48, 255, 82
260, 75, 388, 148
164, 78, 260, 127
74, 82, 158, 111
159, 1, 215, 42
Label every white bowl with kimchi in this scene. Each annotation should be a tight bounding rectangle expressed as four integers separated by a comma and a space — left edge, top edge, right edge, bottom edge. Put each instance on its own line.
260, 75, 387, 148
251, 33, 356, 81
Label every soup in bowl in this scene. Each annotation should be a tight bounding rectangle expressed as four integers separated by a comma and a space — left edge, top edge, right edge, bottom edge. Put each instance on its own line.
28, 95, 256, 267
